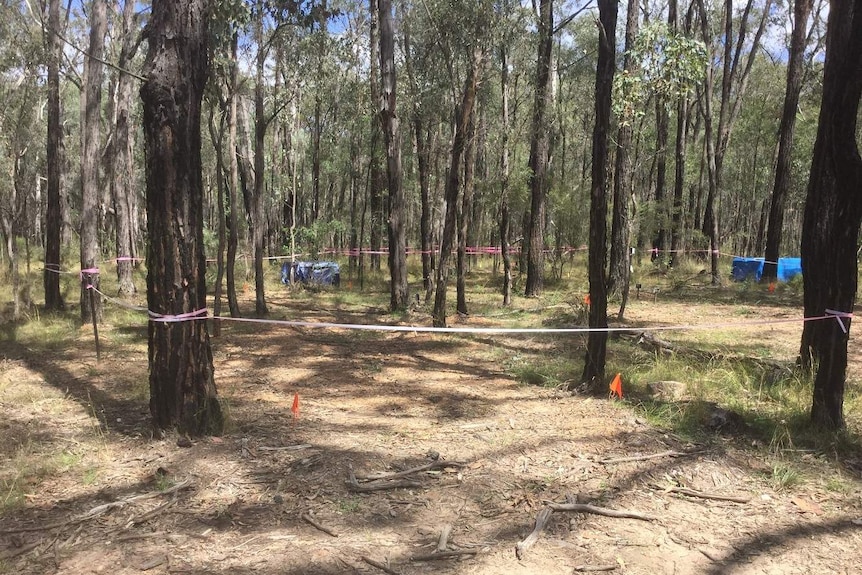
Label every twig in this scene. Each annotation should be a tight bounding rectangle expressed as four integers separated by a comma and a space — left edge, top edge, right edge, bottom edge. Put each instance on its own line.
301, 513, 338, 537
573, 565, 618, 572
436, 524, 452, 552
410, 549, 481, 561
547, 502, 657, 522
259, 444, 312, 451
515, 506, 553, 560
599, 450, 697, 464
651, 484, 751, 504
361, 555, 401, 575
359, 460, 464, 481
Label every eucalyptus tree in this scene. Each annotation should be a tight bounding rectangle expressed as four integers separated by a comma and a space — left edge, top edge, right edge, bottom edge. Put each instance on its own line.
697, 0, 772, 284
107, 0, 144, 297
429, 0, 492, 327
43, 0, 64, 310
79, 0, 106, 323
523, 0, 553, 297
380, 0, 408, 311
798, 0, 862, 430
142, 0, 223, 436
761, 0, 815, 281
578, 0, 617, 392
608, 0, 639, 310
0, 2, 42, 319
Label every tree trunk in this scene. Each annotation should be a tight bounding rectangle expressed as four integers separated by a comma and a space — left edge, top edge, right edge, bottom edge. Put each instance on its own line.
368, 0, 384, 271
763, 0, 814, 281
799, 0, 862, 430
524, 0, 553, 297
207, 103, 227, 337
141, 0, 223, 437
380, 0, 408, 311
578, 0, 617, 392
500, 45, 512, 307
111, 0, 140, 297
43, 0, 64, 311
608, 0, 639, 309
456, 104, 477, 315
432, 47, 483, 327
253, 18, 268, 316
227, 32, 241, 317
80, 0, 106, 323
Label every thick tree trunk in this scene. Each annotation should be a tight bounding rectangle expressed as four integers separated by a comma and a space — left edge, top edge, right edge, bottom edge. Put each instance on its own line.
763, 0, 814, 281
80, 0, 106, 323
432, 48, 482, 327
380, 0, 408, 311
524, 0, 553, 297
141, 0, 223, 437
578, 0, 617, 392
43, 0, 64, 311
799, 0, 862, 430
608, 0, 639, 308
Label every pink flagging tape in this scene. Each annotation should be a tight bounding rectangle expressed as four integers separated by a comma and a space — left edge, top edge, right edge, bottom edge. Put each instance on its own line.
825, 309, 853, 334
87, 282, 849, 336
148, 308, 209, 323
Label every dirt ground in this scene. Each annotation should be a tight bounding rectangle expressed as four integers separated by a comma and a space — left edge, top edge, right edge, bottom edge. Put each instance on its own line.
1, 286, 862, 575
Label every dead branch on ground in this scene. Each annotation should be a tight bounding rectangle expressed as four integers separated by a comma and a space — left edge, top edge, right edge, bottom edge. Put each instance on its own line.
361, 555, 401, 575
515, 506, 553, 560
301, 512, 338, 537
651, 484, 750, 504
547, 502, 657, 521
346, 464, 422, 493
410, 549, 482, 561
358, 460, 464, 481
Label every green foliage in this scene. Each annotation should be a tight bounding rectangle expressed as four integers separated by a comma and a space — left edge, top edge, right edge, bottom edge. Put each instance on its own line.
613, 21, 708, 124
289, 219, 349, 260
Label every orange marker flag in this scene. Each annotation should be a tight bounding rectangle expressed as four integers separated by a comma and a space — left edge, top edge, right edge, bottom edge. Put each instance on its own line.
768, 282, 776, 293
584, 294, 591, 306
609, 373, 623, 399
291, 393, 300, 420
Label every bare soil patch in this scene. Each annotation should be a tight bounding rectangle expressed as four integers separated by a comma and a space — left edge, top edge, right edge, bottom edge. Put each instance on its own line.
1, 287, 861, 575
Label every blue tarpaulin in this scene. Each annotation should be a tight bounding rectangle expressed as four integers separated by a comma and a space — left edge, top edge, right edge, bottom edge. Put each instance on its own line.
731, 257, 802, 283
281, 261, 341, 286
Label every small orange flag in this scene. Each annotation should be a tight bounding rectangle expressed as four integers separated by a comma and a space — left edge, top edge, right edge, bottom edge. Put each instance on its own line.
609, 373, 623, 399
584, 294, 592, 306
291, 393, 300, 420
768, 282, 776, 293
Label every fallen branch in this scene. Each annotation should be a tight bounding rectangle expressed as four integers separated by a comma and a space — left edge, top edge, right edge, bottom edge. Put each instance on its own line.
77, 478, 193, 521
410, 549, 481, 561
599, 450, 697, 465
573, 565, 618, 572
346, 465, 422, 493
0, 479, 193, 535
547, 502, 656, 522
515, 506, 553, 560
651, 484, 750, 504
259, 444, 312, 452
361, 555, 401, 575
301, 513, 338, 537
359, 460, 464, 482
